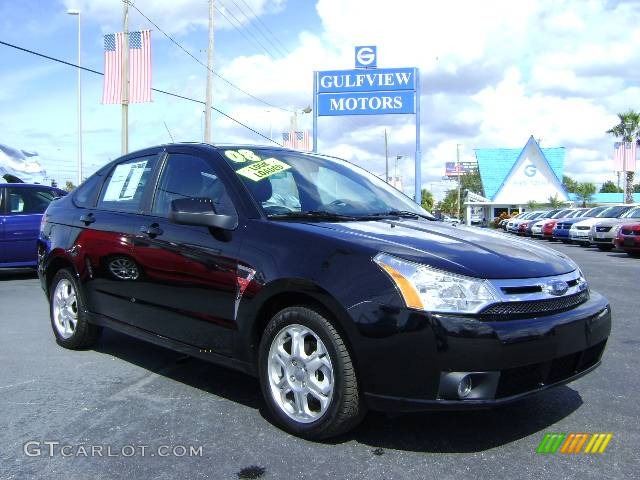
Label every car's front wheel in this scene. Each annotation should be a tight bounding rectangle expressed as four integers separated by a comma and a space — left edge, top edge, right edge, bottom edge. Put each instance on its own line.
50, 269, 102, 349
258, 306, 364, 439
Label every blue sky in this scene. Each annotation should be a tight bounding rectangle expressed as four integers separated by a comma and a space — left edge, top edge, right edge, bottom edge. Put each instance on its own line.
1, 0, 639, 199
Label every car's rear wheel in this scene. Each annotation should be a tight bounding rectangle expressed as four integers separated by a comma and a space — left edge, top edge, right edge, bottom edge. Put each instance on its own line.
258, 306, 364, 439
50, 269, 102, 349
597, 244, 614, 251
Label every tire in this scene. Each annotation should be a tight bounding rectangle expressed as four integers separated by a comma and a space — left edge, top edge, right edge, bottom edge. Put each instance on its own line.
597, 244, 614, 251
258, 306, 365, 439
49, 269, 102, 349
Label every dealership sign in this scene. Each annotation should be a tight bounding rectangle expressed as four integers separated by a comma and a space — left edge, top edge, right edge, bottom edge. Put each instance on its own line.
315, 67, 417, 116
312, 47, 422, 201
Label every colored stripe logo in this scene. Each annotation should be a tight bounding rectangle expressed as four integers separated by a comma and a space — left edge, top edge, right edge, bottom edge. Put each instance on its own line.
536, 433, 612, 454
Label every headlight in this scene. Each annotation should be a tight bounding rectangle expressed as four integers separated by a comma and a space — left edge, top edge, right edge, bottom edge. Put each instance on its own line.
611, 225, 622, 235
373, 253, 499, 314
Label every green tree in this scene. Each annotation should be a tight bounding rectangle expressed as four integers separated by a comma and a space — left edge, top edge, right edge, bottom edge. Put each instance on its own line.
64, 181, 76, 192
547, 194, 563, 209
437, 170, 483, 219
599, 180, 623, 193
575, 182, 596, 207
420, 189, 434, 212
607, 110, 640, 203
635, 183, 640, 193
562, 175, 579, 193
527, 200, 539, 210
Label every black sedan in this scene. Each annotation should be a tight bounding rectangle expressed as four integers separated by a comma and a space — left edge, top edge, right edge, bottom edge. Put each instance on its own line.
38, 144, 611, 439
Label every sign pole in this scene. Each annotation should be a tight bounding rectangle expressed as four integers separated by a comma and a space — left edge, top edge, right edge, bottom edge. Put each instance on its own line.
312, 72, 318, 152
414, 68, 421, 203
121, 1, 129, 155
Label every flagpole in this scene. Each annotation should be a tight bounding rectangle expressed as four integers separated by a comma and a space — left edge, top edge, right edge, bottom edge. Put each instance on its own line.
122, 1, 129, 155
204, 0, 215, 143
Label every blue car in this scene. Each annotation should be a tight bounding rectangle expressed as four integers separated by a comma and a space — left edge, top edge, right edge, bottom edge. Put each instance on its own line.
1, 183, 66, 268
552, 206, 610, 243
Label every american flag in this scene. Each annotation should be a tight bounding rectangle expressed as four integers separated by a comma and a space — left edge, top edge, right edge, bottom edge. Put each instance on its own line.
102, 30, 152, 104
282, 130, 311, 151
613, 141, 637, 173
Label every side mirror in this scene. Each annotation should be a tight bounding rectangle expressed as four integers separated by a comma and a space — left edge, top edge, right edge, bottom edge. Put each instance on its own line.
169, 198, 238, 230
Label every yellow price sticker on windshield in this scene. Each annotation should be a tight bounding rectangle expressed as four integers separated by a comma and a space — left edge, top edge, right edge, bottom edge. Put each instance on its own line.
236, 158, 291, 181
224, 149, 262, 163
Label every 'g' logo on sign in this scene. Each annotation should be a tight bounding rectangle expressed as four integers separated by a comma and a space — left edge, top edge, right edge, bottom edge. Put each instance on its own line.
355, 46, 377, 68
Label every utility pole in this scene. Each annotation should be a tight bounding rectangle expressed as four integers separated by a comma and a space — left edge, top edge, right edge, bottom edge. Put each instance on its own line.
121, 1, 129, 155
456, 143, 462, 220
384, 129, 389, 183
204, 0, 215, 143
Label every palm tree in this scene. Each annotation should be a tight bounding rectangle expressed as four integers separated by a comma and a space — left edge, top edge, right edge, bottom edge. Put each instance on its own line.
575, 182, 596, 208
547, 194, 563, 209
607, 110, 640, 203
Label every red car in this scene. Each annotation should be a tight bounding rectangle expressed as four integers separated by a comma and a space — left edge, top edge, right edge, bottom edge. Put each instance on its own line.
614, 223, 640, 256
542, 219, 558, 240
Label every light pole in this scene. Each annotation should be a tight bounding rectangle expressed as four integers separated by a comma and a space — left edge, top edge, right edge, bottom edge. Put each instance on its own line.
456, 143, 462, 220
67, 9, 82, 185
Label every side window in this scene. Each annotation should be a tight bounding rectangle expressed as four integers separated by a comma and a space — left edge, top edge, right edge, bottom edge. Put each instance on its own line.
73, 173, 104, 208
6, 187, 60, 214
152, 153, 237, 218
97, 155, 158, 212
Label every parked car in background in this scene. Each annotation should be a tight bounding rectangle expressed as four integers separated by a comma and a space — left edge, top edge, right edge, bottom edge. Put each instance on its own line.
532, 208, 573, 238
517, 211, 547, 236
552, 207, 609, 243
501, 213, 522, 231
37, 143, 611, 439
569, 205, 635, 246
0, 183, 66, 268
441, 215, 460, 226
507, 211, 538, 233
614, 223, 640, 256
590, 206, 640, 251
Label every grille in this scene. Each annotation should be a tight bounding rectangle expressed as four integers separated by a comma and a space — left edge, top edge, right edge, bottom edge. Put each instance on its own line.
596, 226, 612, 233
495, 340, 607, 398
478, 290, 589, 320
576, 226, 590, 231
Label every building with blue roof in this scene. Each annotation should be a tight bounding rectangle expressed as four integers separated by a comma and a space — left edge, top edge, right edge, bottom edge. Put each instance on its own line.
466, 136, 569, 222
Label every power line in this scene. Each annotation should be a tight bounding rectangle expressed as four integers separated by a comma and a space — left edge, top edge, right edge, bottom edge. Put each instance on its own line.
216, 1, 277, 59
221, 0, 288, 58
237, 0, 291, 56
123, 0, 291, 113
0, 39, 282, 146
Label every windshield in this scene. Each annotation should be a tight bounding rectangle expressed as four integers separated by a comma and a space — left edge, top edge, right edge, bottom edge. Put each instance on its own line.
222, 148, 433, 220
583, 206, 609, 217
552, 209, 572, 218
622, 207, 640, 219
596, 205, 631, 218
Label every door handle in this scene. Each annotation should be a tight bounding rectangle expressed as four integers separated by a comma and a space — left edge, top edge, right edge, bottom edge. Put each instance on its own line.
80, 213, 96, 225
140, 224, 163, 237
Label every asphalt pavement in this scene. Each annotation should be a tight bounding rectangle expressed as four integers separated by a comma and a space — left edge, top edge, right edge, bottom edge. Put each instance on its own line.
0, 240, 638, 480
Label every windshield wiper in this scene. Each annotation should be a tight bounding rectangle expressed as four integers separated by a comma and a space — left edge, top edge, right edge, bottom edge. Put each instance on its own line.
267, 211, 360, 221
366, 210, 434, 220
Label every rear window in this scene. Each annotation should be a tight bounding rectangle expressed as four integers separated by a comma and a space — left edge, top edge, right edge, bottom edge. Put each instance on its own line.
97, 155, 158, 212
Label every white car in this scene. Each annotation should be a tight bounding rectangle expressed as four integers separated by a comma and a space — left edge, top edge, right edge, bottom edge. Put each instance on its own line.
568, 205, 635, 246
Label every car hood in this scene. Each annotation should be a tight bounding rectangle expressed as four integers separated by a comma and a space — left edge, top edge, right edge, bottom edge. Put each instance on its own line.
572, 218, 602, 228
557, 217, 589, 225
299, 219, 576, 279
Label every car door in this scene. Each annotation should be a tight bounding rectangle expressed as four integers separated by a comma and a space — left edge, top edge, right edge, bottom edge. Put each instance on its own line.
77, 153, 161, 321
3, 186, 59, 265
123, 148, 242, 355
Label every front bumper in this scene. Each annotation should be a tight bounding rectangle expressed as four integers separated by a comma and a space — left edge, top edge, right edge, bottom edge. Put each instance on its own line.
348, 291, 611, 412
569, 230, 591, 242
